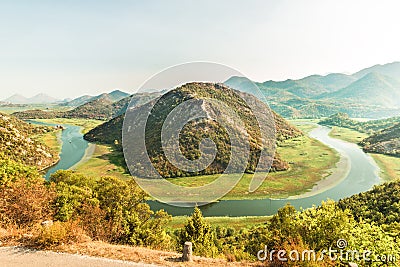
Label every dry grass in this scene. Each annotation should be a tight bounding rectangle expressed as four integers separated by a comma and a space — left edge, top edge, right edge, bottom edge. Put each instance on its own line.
1, 227, 261, 266
56, 241, 260, 267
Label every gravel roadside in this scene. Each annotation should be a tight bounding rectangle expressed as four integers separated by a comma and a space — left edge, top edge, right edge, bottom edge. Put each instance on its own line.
0, 246, 161, 267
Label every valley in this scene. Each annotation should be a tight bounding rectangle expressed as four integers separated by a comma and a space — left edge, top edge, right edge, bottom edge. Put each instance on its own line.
2, 62, 400, 265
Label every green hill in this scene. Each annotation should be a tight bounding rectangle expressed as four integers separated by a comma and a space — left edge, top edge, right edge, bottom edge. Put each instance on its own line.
361, 123, 400, 156
61, 90, 130, 107
319, 113, 400, 133
84, 82, 303, 178
353, 61, 400, 80
319, 72, 400, 107
0, 112, 58, 169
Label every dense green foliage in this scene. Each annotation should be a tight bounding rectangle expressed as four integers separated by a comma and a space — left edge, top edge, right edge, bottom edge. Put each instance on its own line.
338, 180, 400, 225
50, 170, 171, 247
175, 201, 399, 265
0, 112, 57, 169
177, 207, 218, 257
0, 159, 55, 227
0, 157, 171, 248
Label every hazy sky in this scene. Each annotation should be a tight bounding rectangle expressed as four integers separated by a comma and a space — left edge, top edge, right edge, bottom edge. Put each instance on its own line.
1, 0, 400, 100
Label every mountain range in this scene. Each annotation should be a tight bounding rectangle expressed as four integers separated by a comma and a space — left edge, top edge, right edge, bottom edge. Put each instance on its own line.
3, 90, 130, 106
225, 61, 400, 118
3, 93, 60, 104
60, 89, 130, 106
12, 91, 160, 121
6, 62, 400, 119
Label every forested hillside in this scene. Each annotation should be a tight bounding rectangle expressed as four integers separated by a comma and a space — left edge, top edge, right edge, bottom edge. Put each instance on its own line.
0, 113, 58, 169
85, 82, 303, 177
319, 112, 400, 133
361, 123, 400, 156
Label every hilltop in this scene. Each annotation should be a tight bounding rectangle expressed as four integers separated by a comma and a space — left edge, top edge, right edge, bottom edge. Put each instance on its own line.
84, 82, 303, 177
0, 112, 58, 169
353, 61, 400, 80
61, 89, 130, 107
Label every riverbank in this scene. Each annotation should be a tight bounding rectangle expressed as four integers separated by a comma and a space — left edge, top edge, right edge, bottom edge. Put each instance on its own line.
71, 122, 342, 201
167, 123, 340, 200
287, 139, 350, 199
327, 125, 400, 182
71, 143, 96, 170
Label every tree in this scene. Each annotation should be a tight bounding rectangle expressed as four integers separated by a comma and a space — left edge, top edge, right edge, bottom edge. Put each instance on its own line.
179, 206, 217, 257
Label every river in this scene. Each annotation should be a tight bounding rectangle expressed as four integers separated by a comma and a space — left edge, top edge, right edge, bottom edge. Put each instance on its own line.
37, 121, 381, 216
28, 120, 89, 179
148, 125, 381, 216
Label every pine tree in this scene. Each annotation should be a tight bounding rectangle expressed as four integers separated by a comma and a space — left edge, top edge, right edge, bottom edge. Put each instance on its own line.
179, 206, 217, 257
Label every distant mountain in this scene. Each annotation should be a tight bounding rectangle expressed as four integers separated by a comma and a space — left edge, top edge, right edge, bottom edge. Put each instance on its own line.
61, 92, 160, 120
319, 72, 400, 107
353, 61, 400, 80
107, 90, 130, 102
61, 95, 93, 107
0, 112, 58, 169
63, 94, 115, 120
226, 62, 400, 119
226, 73, 356, 99
29, 93, 59, 104
3, 94, 28, 104
361, 123, 400, 156
3, 93, 59, 104
13, 91, 161, 121
61, 90, 130, 107
84, 82, 303, 178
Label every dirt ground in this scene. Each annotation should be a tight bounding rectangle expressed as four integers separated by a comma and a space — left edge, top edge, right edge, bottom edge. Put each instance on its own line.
0, 242, 260, 267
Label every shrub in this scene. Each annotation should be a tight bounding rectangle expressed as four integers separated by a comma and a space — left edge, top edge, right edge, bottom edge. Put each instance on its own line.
178, 207, 218, 257
34, 220, 89, 248
50, 170, 171, 248
0, 160, 56, 228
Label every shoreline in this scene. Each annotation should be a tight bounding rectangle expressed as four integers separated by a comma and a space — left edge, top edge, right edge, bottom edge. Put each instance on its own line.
71, 143, 96, 170
286, 149, 350, 200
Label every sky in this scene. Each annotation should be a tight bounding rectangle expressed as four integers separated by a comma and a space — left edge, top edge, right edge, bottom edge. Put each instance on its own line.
1, 0, 400, 100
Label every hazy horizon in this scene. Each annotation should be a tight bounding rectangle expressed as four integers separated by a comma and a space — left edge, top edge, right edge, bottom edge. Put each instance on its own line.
2, 60, 400, 101
1, 0, 400, 100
